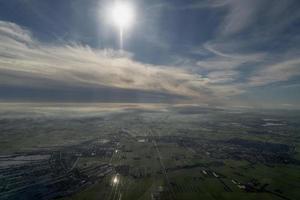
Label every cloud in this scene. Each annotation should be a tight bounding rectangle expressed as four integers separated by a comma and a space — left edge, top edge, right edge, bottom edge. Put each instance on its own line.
206, 70, 239, 84
195, 42, 265, 71
218, 0, 300, 36
248, 58, 300, 86
195, 40, 300, 89
1, 0, 299, 107
148, 0, 230, 11
1, 20, 236, 103
144, 0, 300, 107
219, 0, 263, 36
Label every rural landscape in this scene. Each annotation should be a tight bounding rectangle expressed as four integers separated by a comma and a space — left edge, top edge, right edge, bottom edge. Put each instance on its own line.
1, 0, 300, 199
0, 103, 299, 200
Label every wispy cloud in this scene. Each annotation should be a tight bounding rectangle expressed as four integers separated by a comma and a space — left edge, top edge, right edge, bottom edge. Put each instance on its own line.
248, 58, 300, 86
218, 0, 300, 36
0, 0, 299, 108
195, 42, 265, 76
192, 0, 300, 90
206, 70, 239, 84
219, 0, 263, 36
0, 20, 234, 103
148, 0, 230, 11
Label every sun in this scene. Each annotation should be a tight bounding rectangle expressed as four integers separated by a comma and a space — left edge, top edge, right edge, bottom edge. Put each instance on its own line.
112, 1, 134, 29
107, 1, 135, 50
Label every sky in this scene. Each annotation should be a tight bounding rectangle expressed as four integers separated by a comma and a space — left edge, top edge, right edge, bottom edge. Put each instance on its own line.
0, 0, 300, 109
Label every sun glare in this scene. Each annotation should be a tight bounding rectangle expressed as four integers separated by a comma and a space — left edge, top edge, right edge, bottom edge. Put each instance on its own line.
112, 174, 120, 186
112, 1, 134, 29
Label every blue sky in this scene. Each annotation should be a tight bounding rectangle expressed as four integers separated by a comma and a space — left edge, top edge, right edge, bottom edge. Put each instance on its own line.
0, 0, 300, 108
